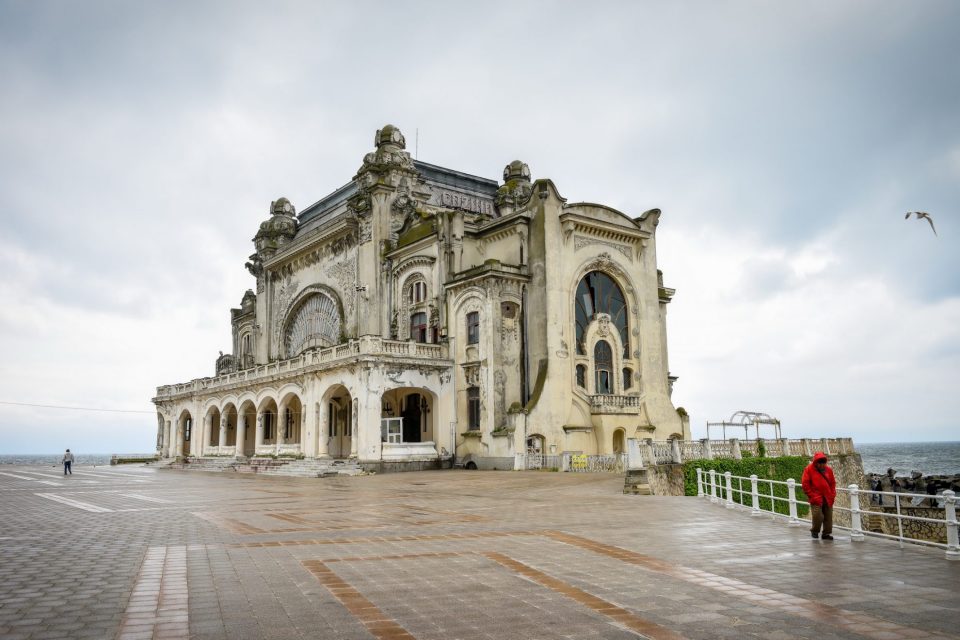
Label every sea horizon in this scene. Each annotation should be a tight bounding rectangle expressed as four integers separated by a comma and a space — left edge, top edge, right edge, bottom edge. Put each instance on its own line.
2, 440, 958, 476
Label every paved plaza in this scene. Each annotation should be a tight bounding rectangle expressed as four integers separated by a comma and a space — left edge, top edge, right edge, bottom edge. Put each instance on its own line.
0, 465, 958, 640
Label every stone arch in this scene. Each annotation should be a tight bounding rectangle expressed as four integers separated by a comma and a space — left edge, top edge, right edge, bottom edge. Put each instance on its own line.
277, 390, 304, 446
380, 386, 437, 444
398, 270, 433, 341
282, 285, 344, 358
320, 383, 354, 458
204, 404, 222, 453
571, 253, 639, 353
176, 409, 194, 457
237, 399, 257, 457
613, 428, 626, 454
454, 289, 485, 361
221, 402, 239, 447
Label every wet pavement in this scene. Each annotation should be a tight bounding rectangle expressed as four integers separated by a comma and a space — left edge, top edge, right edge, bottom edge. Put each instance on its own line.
0, 464, 957, 640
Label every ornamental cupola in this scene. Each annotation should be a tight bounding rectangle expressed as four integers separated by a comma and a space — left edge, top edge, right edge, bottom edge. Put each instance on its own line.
245, 197, 298, 284
253, 197, 298, 257
354, 124, 417, 184
495, 160, 533, 214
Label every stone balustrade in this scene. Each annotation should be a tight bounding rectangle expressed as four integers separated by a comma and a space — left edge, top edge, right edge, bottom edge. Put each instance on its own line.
635, 437, 855, 467
155, 337, 450, 400
588, 394, 643, 414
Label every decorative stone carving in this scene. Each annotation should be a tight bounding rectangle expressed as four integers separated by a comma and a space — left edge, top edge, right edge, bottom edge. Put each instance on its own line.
574, 235, 632, 260
284, 292, 341, 357
556, 339, 569, 359
356, 124, 416, 177
326, 254, 357, 319
254, 198, 298, 257
271, 276, 299, 357
495, 160, 533, 211
494, 370, 506, 429
596, 313, 612, 338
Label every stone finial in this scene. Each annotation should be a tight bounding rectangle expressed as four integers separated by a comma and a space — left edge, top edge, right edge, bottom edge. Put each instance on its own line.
253, 196, 298, 255
375, 124, 406, 150
503, 160, 531, 183
357, 124, 416, 178
270, 197, 296, 217
496, 160, 533, 211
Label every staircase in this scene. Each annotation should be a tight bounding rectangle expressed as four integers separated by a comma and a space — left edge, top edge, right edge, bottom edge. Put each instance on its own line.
169, 456, 362, 478
623, 469, 652, 495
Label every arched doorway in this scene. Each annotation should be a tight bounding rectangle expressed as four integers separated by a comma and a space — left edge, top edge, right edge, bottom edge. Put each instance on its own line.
278, 393, 303, 452
177, 410, 193, 457
322, 385, 353, 458
222, 404, 238, 451
526, 434, 545, 470
258, 398, 278, 452
238, 401, 256, 457
380, 387, 434, 444
613, 429, 625, 455
206, 406, 221, 455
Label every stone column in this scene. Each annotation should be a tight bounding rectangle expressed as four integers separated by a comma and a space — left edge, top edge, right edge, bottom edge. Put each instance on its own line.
350, 399, 359, 458
169, 420, 178, 458
255, 411, 264, 454
276, 406, 285, 456
236, 414, 246, 459
730, 438, 742, 460
175, 420, 183, 457
163, 420, 172, 457
202, 414, 212, 457
317, 401, 329, 458
218, 416, 227, 454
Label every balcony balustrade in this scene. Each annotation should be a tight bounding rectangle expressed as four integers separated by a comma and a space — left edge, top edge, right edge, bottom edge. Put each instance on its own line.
589, 394, 643, 414
156, 337, 450, 400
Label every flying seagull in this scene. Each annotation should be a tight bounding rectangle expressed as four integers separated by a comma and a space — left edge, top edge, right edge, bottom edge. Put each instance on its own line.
905, 211, 937, 236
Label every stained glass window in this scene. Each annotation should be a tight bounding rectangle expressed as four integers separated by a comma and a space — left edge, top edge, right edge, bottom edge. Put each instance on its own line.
574, 271, 628, 355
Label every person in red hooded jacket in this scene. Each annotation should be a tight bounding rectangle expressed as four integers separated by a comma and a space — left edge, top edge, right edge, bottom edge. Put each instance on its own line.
801, 452, 836, 540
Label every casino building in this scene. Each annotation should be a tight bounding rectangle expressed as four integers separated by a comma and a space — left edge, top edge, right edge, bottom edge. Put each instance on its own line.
152, 125, 689, 470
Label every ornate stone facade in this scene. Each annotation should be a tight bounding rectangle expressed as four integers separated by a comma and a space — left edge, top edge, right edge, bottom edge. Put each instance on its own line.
152, 125, 688, 469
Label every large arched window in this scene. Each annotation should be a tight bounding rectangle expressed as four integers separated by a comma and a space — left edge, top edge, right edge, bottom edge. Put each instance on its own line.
284, 292, 341, 357
594, 340, 613, 395
575, 271, 628, 355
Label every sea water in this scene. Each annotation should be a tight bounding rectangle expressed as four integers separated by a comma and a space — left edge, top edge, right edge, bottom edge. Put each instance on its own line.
857, 442, 960, 476
0, 453, 114, 466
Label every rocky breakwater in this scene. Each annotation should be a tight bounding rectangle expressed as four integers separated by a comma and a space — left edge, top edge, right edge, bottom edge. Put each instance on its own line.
864, 469, 959, 544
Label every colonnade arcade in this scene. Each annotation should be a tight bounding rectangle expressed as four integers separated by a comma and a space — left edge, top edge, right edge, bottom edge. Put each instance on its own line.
157, 384, 436, 459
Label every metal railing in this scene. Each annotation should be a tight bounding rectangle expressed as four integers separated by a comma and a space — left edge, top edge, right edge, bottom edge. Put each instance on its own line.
696, 468, 960, 561
567, 454, 627, 473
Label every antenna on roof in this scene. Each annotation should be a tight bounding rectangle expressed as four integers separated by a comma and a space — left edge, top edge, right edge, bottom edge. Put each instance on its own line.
415, 128, 419, 160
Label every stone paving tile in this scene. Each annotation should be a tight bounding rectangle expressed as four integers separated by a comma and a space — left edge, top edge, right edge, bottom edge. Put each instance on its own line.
1, 465, 959, 639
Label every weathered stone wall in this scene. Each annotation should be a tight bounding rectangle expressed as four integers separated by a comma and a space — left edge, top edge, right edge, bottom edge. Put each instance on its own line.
647, 463, 686, 496
876, 507, 947, 544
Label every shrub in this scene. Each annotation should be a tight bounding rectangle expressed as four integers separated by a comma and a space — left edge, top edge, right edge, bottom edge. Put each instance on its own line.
683, 456, 810, 517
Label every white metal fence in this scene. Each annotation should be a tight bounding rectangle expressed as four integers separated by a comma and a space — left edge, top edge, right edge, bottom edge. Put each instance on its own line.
696, 468, 960, 561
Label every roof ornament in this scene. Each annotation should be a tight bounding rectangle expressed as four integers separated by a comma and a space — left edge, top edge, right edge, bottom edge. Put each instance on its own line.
495, 160, 533, 212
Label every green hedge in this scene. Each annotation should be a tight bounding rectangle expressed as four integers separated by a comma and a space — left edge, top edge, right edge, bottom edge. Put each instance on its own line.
683, 456, 810, 517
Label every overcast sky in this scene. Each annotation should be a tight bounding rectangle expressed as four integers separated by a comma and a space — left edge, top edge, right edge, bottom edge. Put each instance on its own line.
1, 1, 958, 454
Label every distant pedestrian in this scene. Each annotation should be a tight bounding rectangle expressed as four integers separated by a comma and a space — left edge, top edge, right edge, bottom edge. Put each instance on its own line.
801, 451, 836, 540
62, 449, 74, 475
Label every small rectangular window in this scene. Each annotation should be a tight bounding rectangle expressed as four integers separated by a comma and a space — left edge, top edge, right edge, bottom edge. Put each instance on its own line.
467, 387, 480, 430
623, 368, 632, 389
466, 312, 479, 344
576, 365, 586, 388
596, 370, 611, 395
411, 312, 428, 343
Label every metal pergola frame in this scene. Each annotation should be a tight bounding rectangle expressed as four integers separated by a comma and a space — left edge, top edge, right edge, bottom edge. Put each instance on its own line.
706, 410, 782, 440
